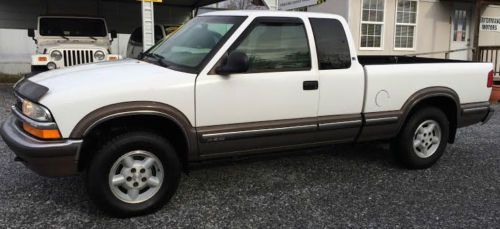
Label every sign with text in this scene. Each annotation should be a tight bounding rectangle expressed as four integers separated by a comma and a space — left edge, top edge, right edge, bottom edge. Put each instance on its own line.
480, 17, 500, 32
278, 0, 318, 11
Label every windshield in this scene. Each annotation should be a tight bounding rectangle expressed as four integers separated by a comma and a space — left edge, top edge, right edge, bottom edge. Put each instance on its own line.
145, 16, 246, 72
39, 18, 107, 37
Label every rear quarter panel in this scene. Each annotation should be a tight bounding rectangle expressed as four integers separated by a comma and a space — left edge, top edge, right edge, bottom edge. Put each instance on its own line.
363, 63, 493, 113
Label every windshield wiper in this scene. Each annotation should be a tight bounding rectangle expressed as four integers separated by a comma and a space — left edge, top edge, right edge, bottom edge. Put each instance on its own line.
142, 53, 169, 68
89, 36, 97, 41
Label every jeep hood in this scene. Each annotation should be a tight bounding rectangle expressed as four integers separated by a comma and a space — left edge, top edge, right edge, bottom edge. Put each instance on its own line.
26, 59, 196, 137
37, 38, 110, 50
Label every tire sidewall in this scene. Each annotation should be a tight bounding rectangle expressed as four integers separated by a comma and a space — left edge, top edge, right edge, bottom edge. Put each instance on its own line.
398, 107, 450, 168
87, 132, 181, 217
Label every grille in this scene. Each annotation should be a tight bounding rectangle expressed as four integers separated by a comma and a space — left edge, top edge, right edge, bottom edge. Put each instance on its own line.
63, 50, 95, 67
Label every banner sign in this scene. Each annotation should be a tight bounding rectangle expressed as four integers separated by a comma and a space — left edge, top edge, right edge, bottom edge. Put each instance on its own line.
480, 17, 500, 32
278, 0, 318, 11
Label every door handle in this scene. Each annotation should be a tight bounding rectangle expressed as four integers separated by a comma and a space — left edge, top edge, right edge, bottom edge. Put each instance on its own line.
303, 81, 318, 90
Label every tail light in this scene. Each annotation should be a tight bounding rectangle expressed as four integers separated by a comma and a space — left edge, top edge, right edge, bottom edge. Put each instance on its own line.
487, 70, 494, 88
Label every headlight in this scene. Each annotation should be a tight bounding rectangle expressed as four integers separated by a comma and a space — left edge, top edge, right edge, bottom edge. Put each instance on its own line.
94, 51, 106, 61
50, 50, 62, 61
22, 100, 53, 122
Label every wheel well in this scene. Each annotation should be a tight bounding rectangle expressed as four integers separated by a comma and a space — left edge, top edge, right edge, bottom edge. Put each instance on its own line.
77, 115, 189, 172
405, 96, 458, 143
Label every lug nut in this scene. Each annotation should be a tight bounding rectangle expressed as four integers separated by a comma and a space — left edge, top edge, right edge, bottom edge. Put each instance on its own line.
140, 168, 146, 173
133, 182, 139, 187
126, 177, 132, 181
131, 168, 136, 173
142, 177, 147, 182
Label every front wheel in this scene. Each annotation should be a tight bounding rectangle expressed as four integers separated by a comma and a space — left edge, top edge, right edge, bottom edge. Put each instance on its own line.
392, 107, 450, 169
86, 131, 181, 217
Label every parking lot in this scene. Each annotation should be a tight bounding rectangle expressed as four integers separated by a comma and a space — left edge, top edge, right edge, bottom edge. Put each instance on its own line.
0, 84, 499, 228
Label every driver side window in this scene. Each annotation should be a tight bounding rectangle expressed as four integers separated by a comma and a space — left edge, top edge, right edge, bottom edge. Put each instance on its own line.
232, 18, 311, 73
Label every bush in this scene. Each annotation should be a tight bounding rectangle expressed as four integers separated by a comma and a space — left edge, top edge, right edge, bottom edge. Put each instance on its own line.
0, 74, 22, 83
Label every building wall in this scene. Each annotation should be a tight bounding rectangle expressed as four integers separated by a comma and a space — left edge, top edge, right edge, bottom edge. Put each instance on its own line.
348, 0, 454, 58
308, 0, 349, 20
479, 4, 500, 46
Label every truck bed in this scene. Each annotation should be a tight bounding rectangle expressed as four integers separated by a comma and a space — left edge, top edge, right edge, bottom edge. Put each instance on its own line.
358, 55, 471, 66
360, 58, 492, 114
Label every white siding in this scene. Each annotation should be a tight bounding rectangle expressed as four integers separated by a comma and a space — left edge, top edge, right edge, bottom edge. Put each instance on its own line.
308, 0, 349, 21
0, 29, 36, 74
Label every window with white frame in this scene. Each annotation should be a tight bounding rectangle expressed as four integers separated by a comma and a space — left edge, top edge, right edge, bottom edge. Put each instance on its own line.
360, 0, 385, 49
395, 0, 418, 49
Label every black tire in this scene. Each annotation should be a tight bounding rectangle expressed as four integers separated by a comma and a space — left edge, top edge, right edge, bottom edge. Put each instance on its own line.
86, 131, 181, 217
392, 106, 450, 169
30, 66, 47, 76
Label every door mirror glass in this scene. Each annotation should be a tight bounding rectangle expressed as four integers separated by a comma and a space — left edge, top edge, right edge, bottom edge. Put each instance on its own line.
28, 28, 35, 38
110, 30, 118, 39
216, 51, 249, 75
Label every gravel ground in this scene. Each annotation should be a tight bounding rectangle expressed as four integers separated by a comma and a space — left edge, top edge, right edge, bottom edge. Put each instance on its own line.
0, 85, 499, 228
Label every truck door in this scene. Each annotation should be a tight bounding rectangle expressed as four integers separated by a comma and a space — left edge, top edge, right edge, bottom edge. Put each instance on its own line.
309, 17, 365, 143
195, 17, 320, 157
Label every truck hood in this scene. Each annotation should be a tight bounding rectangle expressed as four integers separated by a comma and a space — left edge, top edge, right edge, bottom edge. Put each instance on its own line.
28, 59, 197, 137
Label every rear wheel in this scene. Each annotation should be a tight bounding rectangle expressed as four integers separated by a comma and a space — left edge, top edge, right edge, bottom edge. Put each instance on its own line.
392, 107, 450, 169
86, 131, 181, 217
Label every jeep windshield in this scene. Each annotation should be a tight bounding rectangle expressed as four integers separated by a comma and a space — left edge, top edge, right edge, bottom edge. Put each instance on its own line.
39, 17, 107, 37
144, 16, 246, 73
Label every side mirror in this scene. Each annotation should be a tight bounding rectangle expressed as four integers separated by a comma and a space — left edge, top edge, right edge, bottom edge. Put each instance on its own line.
28, 28, 37, 44
110, 30, 118, 39
28, 28, 35, 38
216, 51, 249, 75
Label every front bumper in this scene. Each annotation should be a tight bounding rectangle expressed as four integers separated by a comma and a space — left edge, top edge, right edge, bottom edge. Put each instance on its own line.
0, 115, 82, 177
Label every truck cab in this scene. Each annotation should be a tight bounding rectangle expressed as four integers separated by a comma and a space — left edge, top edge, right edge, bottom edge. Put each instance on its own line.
28, 16, 121, 73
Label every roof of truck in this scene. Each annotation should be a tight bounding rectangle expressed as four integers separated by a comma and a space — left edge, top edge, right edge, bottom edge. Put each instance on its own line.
200, 10, 343, 19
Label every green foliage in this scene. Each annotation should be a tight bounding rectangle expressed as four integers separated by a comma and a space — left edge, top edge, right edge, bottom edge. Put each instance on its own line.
0, 74, 22, 83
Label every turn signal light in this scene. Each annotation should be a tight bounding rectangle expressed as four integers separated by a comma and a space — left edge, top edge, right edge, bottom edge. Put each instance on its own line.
23, 123, 61, 139
38, 57, 48, 62
488, 70, 494, 88
108, 56, 118, 61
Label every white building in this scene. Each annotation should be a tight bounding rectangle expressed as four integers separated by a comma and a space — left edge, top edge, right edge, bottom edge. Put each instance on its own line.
307, 0, 500, 62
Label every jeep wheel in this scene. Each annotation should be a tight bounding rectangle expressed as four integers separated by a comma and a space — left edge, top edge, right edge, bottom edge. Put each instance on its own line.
392, 107, 450, 169
86, 131, 181, 217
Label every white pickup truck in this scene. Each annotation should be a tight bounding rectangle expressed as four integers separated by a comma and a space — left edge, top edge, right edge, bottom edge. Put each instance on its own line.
1, 11, 495, 217
28, 16, 121, 73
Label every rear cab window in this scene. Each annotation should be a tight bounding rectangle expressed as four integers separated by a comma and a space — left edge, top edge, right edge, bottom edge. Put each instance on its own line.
309, 18, 352, 70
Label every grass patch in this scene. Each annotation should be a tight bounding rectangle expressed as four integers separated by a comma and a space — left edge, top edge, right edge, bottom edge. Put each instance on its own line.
0, 73, 22, 84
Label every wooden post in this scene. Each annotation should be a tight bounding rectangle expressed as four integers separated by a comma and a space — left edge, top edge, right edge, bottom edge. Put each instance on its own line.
472, 0, 483, 61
